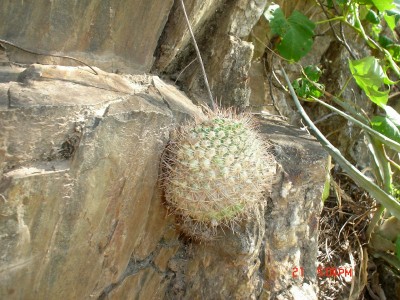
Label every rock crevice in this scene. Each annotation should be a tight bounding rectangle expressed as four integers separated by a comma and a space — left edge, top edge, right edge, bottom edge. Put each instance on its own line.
0, 0, 330, 298
0, 64, 328, 300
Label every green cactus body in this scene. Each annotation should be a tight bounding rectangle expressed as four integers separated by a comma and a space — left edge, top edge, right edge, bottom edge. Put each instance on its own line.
163, 112, 275, 239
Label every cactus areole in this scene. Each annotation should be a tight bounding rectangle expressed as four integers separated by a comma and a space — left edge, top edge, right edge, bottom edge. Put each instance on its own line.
162, 111, 275, 238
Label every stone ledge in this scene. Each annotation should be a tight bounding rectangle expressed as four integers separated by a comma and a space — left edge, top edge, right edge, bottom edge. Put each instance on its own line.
0, 64, 328, 300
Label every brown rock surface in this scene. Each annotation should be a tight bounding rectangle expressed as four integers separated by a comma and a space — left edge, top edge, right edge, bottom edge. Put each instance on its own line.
1, 0, 269, 110
0, 64, 198, 299
0, 0, 174, 73
154, 0, 269, 109
0, 1, 339, 299
166, 118, 328, 300
0, 64, 328, 299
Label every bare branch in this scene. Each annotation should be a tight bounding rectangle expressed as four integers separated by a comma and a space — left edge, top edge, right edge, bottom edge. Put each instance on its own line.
179, 0, 215, 111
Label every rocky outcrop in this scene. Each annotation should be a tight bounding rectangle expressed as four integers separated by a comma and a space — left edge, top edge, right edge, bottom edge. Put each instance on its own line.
0, 0, 268, 109
0, 64, 198, 299
0, 64, 328, 299
0, 0, 331, 299
0, 0, 174, 73
167, 119, 328, 300
154, 0, 268, 110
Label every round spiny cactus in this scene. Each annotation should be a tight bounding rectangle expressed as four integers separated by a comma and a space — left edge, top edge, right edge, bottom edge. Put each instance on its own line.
162, 110, 275, 239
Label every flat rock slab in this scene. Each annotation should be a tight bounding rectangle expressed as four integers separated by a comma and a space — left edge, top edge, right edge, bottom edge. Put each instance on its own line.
0, 64, 328, 300
0, 64, 199, 299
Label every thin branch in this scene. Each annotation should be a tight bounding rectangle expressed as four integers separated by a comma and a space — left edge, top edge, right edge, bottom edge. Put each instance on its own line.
179, 0, 215, 111
339, 21, 356, 59
311, 96, 400, 153
281, 65, 400, 220
383, 146, 400, 171
262, 56, 283, 116
313, 112, 338, 124
315, 0, 357, 59
0, 38, 98, 75
389, 91, 400, 99
175, 57, 197, 83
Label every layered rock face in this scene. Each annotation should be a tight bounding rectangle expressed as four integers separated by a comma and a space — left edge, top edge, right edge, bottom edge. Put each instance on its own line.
0, 0, 329, 299
154, 0, 268, 109
0, 0, 174, 73
0, 0, 268, 110
0, 64, 200, 299
0, 65, 328, 299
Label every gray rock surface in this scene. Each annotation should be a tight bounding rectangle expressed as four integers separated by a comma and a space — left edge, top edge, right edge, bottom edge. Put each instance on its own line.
260, 119, 329, 299
0, 0, 268, 110
0, 64, 328, 299
0, 0, 174, 73
154, 0, 269, 110
167, 118, 328, 300
0, 64, 198, 299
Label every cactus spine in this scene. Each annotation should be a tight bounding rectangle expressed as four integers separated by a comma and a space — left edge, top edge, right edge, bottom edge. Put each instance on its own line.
162, 110, 275, 239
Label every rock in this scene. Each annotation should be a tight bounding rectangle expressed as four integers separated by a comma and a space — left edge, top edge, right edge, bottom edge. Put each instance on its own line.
154, 0, 269, 109
0, 64, 328, 299
154, 0, 225, 72
378, 263, 400, 300
0, 64, 198, 299
261, 120, 329, 299
0, 1, 340, 299
0, 0, 174, 73
166, 118, 329, 300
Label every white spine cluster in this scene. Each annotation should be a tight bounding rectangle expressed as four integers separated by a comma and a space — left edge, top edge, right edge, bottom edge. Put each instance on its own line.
162, 112, 275, 240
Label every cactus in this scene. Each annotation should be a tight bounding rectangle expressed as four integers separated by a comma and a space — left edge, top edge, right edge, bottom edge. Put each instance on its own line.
162, 111, 275, 239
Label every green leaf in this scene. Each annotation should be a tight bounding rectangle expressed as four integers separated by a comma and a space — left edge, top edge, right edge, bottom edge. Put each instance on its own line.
371, 116, 400, 143
349, 56, 394, 107
366, 9, 381, 24
270, 8, 315, 62
388, 44, 400, 61
384, 13, 397, 30
388, 1, 400, 23
304, 65, 322, 81
379, 34, 395, 48
396, 235, 400, 259
292, 79, 323, 100
372, 0, 395, 12
370, 23, 382, 40
384, 105, 400, 127
270, 8, 288, 36
292, 65, 324, 99
386, 9, 400, 33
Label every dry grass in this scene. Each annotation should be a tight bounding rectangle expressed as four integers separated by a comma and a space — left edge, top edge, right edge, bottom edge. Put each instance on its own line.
318, 171, 377, 300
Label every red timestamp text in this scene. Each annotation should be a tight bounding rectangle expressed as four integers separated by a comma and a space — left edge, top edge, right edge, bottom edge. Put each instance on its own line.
292, 266, 353, 278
